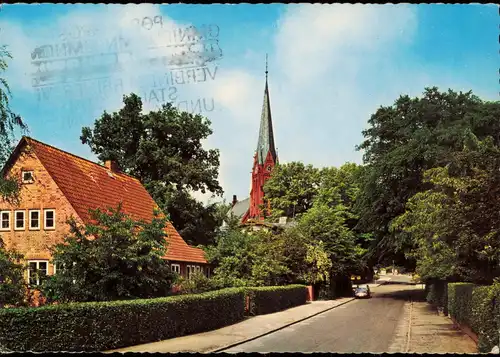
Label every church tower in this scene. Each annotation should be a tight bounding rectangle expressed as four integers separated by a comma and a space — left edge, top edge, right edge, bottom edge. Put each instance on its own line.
242, 55, 278, 223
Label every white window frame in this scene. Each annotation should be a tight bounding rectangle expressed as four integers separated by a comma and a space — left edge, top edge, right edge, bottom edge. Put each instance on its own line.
29, 209, 41, 230
195, 266, 201, 273
27, 260, 49, 286
0, 210, 10, 231
171, 264, 180, 274
14, 210, 25, 230
206, 266, 211, 278
21, 170, 34, 184
186, 265, 194, 279
44, 209, 56, 230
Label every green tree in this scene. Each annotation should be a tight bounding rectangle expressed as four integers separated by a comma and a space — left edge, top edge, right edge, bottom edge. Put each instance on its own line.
263, 162, 321, 219
392, 132, 500, 284
356, 87, 500, 265
0, 44, 28, 203
81, 94, 223, 245
0, 238, 26, 307
159, 189, 228, 245
205, 225, 289, 287
277, 226, 332, 285
298, 203, 367, 277
42, 205, 175, 302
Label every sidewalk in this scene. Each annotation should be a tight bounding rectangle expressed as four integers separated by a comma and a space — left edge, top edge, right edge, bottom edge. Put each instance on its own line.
408, 301, 477, 353
388, 287, 477, 353
106, 297, 355, 353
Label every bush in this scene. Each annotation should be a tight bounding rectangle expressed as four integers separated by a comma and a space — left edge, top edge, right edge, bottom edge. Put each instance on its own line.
175, 271, 222, 295
0, 287, 246, 352
246, 284, 307, 316
0, 239, 26, 307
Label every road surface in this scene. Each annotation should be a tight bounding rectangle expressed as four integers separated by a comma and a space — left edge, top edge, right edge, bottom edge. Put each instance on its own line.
224, 283, 418, 353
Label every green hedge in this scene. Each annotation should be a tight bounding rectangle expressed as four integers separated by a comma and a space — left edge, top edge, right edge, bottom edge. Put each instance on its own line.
246, 284, 307, 316
447, 282, 500, 353
0, 287, 246, 352
448, 283, 475, 329
470, 285, 499, 352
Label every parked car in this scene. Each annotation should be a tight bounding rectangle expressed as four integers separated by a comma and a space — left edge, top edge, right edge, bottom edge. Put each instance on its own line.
353, 286, 371, 299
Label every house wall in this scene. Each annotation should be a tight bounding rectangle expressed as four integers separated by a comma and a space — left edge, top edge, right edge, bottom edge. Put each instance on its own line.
169, 261, 212, 279
0, 147, 82, 278
0, 145, 211, 288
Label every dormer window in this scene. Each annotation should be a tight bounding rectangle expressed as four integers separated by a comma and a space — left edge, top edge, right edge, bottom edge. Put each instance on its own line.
22, 170, 34, 184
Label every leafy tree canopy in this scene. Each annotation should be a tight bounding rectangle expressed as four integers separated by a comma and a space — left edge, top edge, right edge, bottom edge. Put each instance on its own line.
42, 205, 175, 302
355, 87, 500, 264
81, 94, 223, 245
0, 44, 28, 203
263, 162, 321, 220
392, 131, 500, 284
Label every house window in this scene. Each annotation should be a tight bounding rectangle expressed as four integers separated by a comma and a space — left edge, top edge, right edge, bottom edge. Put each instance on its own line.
195, 266, 201, 273
14, 210, 25, 230
28, 260, 48, 286
171, 264, 180, 274
186, 265, 194, 279
0, 211, 10, 231
44, 209, 55, 230
29, 210, 40, 230
205, 267, 211, 278
22, 170, 34, 183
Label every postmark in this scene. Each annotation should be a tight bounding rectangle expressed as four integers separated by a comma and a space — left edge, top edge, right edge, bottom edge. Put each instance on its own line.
32, 18, 222, 118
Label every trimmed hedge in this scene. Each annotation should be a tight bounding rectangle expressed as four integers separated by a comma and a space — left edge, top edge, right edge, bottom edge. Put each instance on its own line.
246, 284, 307, 316
0, 287, 246, 352
448, 282, 474, 329
447, 282, 500, 353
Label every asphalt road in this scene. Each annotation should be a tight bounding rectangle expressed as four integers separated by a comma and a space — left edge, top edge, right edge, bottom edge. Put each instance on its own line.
224, 283, 419, 353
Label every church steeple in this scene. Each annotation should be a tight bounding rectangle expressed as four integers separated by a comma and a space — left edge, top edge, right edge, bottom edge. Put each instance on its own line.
256, 54, 277, 165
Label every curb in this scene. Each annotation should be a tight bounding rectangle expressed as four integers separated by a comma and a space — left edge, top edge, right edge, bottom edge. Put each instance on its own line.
208, 297, 356, 353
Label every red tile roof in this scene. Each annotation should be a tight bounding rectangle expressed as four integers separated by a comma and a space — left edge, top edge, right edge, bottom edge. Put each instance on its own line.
19, 137, 207, 264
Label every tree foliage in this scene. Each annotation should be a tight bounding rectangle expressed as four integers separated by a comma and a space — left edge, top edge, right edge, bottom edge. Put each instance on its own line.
355, 87, 500, 266
297, 203, 367, 276
0, 44, 27, 203
0, 238, 26, 307
205, 226, 289, 287
392, 132, 500, 283
263, 162, 321, 219
81, 94, 223, 245
42, 205, 175, 302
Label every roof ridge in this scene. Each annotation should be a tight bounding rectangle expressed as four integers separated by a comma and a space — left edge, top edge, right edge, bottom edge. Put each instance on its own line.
23, 136, 141, 182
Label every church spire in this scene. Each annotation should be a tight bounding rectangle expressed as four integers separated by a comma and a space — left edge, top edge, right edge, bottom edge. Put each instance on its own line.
256, 54, 277, 165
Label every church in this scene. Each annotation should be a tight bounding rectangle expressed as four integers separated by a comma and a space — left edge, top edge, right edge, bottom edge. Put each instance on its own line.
228, 58, 292, 228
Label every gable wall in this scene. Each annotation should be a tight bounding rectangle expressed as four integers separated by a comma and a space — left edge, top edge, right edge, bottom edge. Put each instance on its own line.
0, 146, 82, 275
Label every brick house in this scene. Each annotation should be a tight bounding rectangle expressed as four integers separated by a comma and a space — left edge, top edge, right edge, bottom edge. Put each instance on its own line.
0, 136, 210, 288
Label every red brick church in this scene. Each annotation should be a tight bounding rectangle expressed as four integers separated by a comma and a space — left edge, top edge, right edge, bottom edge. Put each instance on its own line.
230, 59, 279, 224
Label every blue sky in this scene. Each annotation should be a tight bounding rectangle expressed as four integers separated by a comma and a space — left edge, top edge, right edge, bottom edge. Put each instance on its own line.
0, 4, 498, 204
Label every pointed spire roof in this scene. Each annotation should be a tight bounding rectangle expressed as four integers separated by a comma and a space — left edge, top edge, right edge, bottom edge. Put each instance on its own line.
256, 54, 277, 165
